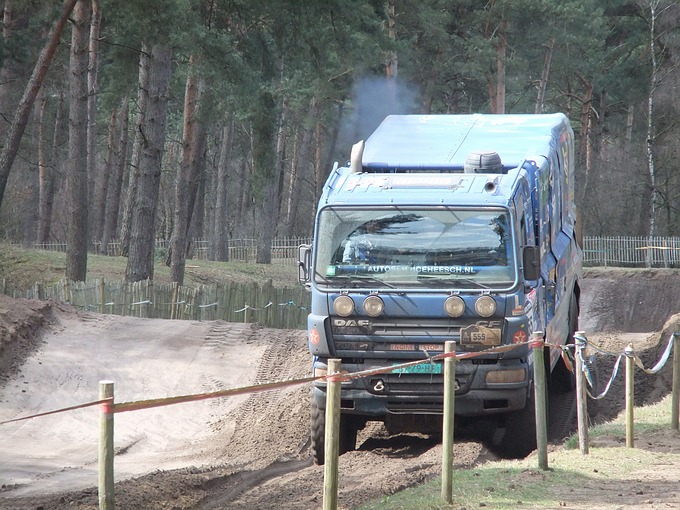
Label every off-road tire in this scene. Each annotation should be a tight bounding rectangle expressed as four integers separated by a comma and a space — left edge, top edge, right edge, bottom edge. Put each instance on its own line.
310, 397, 358, 465
311, 398, 326, 465
550, 295, 579, 394
493, 389, 538, 458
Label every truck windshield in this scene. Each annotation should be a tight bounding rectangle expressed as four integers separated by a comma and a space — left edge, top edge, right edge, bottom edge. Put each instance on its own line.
314, 207, 516, 290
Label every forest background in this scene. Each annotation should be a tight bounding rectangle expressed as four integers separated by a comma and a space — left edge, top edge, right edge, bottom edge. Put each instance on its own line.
0, 0, 678, 285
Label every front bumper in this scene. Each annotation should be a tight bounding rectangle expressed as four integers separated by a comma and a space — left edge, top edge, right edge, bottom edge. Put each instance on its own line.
311, 357, 529, 417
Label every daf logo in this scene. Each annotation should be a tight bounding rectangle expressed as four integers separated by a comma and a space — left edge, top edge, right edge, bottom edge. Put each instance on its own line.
333, 319, 371, 327
475, 320, 502, 328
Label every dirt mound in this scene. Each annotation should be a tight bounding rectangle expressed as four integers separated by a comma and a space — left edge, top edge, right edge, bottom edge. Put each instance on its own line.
580, 268, 680, 333
0, 296, 76, 386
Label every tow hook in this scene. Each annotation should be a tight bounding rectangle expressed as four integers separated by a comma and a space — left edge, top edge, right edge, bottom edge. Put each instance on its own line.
373, 379, 385, 392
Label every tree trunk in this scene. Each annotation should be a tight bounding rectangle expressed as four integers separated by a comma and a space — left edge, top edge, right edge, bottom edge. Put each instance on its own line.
576, 73, 594, 208
645, 0, 660, 240
211, 120, 233, 261
102, 97, 129, 254
21, 88, 42, 247
170, 59, 202, 284
125, 44, 172, 283
0, 0, 78, 210
385, 0, 398, 111
93, 107, 117, 250
494, 21, 507, 114
275, 97, 289, 217
159, 142, 177, 239
254, 92, 278, 264
38, 90, 65, 244
120, 43, 150, 256
65, 0, 91, 283
87, 0, 101, 223
187, 123, 207, 244
286, 109, 313, 236
319, 102, 343, 201
0, 0, 18, 142
534, 38, 555, 114
37, 94, 50, 244
236, 155, 251, 238
625, 105, 634, 153
483, 7, 506, 114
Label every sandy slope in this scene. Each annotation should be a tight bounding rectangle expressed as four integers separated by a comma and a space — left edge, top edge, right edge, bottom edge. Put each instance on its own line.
0, 312, 269, 496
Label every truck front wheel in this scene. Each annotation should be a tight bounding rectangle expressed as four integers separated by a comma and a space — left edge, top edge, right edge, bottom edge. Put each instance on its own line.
492, 392, 537, 458
310, 397, 358, 465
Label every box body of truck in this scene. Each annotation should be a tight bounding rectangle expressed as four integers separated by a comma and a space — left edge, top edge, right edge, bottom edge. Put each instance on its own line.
299, 113, 582, 463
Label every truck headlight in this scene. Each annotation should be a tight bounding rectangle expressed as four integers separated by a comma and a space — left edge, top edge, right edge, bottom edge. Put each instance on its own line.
444, 295, 465, 317
363, 295, 384, 317
333, 295, 355, 316
475, 295, 496, 317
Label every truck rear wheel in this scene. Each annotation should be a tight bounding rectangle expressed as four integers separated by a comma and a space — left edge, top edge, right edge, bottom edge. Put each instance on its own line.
310, 397, 358, 465
551, 295, 579, 394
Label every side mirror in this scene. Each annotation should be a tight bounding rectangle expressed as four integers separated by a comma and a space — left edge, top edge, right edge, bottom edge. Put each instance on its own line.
522, 245, 540, 281
298, 244, 312, 287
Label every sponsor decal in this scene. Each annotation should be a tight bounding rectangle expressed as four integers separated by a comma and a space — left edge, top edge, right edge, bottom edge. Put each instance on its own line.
512, 294, 523, 315
336, 342, 370, 350
513, 330, 527, 344
524, 288, 537, 314
340, 264, 476, 274
389, 343, 441, 352
309, 328, 320, 345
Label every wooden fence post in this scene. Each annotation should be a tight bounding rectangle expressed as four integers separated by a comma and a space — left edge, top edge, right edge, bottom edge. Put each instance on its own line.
441, 341, 456, 503
34, 282, 43, 300
574, 331, 589, 454
171, 282, 179, 320
99, 279, 105, 314
625, 344, 635, 448
64, 279, 71, 303
148, 279, 154, 318
121, 282, 127, 317
323, 359, 342, 510
99, 380, 115, 510
532, 331, 548, 470
672, 332, 679, 431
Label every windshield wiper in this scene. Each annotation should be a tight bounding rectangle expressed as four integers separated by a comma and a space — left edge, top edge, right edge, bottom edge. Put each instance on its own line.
330, 275, 395, 288
416, 274, 489, 289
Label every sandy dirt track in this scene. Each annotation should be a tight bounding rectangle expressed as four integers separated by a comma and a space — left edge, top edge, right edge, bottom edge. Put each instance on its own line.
1, 268, 680, 509
0, 310, 273, 496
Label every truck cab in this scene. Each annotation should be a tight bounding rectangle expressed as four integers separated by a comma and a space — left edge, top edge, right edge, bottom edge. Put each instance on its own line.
299, 114, 582, 463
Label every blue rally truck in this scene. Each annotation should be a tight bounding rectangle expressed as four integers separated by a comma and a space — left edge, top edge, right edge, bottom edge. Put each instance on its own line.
298, 113, 582, 463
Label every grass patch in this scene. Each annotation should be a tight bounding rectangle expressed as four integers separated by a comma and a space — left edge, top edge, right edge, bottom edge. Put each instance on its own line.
0, 243, 299, 291
358, 395, 680, 509
564, 394, 675, 449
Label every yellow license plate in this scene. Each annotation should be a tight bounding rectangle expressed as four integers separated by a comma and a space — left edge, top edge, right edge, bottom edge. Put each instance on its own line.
460, 325, 501, 346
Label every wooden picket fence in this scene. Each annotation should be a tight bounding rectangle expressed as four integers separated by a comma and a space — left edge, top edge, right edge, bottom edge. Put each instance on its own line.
30, 236, 680, 268
582, 236, 680, 268
17, 278, 309, 329
32, 236, 313, 264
